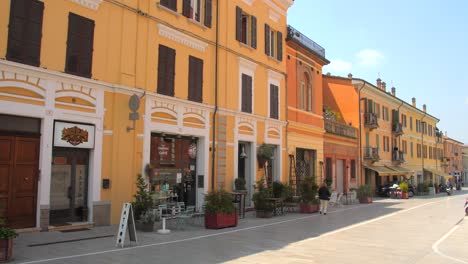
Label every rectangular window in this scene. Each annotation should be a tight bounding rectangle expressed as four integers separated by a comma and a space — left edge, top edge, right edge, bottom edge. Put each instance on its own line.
402, 140, 407, 154
411, 142, 414, 158
300, 81, 306, 110
351, 160, 356, 179
188, 55, 203, 103
160, 0, 177, 11
236, 6, 256, 48
401, 114, 407, 127
429, 146, 433, 159
65, 13, 95, 78
416, 120, 420, 133
376, 134, 380, 150
182, 0, 212, 27
241, 73, 252, 113
417, 144, 421, 158
7, 0, 44, 67
423, 145, 427, 158
410, 116, 413, 130
428, 125, 432, 136
269, 84, 279, 119
157, 45, 176, 96
265, 24, 283, 61
326, 157, 332, 179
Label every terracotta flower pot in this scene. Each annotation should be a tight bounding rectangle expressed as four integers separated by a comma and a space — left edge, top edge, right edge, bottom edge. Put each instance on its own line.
205, 212, 238, 229
401, 192, 409, 199
299, 203, 319, 213
0, 238, 13, 262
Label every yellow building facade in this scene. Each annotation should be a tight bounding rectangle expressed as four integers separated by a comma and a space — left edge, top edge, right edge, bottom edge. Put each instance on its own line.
352, 79, 440, 191
0, 0, 292, 229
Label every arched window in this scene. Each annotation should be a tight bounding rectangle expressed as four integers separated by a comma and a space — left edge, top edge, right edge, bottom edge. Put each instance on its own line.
303, 72, 312, 111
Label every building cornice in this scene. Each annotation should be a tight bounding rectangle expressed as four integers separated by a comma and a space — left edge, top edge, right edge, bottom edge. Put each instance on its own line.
242, 0, 256, 6
158, 24, 208, 52
238, 57, 258, 72
70, 0, 102, 10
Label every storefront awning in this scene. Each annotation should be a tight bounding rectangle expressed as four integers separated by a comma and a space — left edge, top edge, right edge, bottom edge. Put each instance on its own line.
365, 165, 412, 176
424, 168, 453, 179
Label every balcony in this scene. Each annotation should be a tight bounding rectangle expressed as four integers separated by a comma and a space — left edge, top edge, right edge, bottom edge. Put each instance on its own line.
324, 119, 358, 139
392, 150, 405, 163
364, 147, 380, 162
392, 123, 404, 136
364, 112, 379, 130
287, 25, 326, 58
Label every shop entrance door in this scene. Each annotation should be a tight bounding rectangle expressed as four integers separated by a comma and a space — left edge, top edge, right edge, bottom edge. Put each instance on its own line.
50, 148, 89, 225
0, 136, 40, 228
336, 159, 344, 193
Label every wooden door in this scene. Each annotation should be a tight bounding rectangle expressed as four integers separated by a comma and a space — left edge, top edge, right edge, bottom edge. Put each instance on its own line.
0, 136, 39, 228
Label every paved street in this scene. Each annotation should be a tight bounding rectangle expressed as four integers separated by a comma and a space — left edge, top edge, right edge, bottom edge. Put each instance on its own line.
12, 190, 468, 264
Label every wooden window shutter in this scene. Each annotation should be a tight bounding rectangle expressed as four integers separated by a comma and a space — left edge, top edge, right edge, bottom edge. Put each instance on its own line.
251, 16, 257, 49
65, 13, 95, 78
276, 31, 283, 61
7, 0, 44, 67
241, 74, 252, 113
157, 45, 176, 97
161, 0, 177, 11
204, 0, 212, 28
270, 84, 279, 119
367, 99, 374, 113
264, 24, 270, 56
182, 0, 191, 18
236, 6, 242, 42
188, 56, 203, 103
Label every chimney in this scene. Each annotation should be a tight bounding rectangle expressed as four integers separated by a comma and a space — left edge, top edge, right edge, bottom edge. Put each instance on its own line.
423, 104, 426, 112
391, 87, 396, 96
376, 78, 382, 88
412, 97, 416, 107
381, 82, 386, 91
326, 72, 331, 76
348, 73, 353, 78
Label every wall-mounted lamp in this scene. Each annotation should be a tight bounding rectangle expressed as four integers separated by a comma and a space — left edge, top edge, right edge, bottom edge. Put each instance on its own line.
240, 145, 247, 159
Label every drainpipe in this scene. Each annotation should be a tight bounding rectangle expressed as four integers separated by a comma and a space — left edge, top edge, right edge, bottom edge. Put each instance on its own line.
357, 81, 366, 187
211, 0, 219, 192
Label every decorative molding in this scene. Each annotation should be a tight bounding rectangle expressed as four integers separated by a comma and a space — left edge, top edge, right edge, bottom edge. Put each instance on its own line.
242, 0, 256, 6
277, 0, 294, 9
70, 0, 103, 10
269, 10, 280, 23
158, 24, 208, 52
238, 57, 258, 73
267, 69, 284, 82
263, 0, 286, 15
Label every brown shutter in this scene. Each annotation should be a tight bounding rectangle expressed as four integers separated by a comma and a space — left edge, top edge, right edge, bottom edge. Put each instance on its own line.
251, 15, 257, 49
236, 6, 242, 42
188, 56, 203, 103
241, 74, 252, 113
204, 0, 212, 28
264, 24, 270, 56
182, 0, 191, 18
65, 13, 94, 78
7, 0, 44, 67
161, 0, 177, 11
270, 84, 279, 119
158, 45, 176, 96
277, 31, 283, 61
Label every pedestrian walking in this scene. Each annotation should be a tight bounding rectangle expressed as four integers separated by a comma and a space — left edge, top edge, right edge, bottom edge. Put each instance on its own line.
318, 183, 331, 215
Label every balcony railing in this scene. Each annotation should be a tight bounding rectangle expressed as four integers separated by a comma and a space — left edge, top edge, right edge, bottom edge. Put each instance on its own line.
287, 25, 326, 58
392, 123, 404, 136
324, 119, 358, 139
392, 150, 405, 163
364, 147, 380, 162
364, 112, 379, 130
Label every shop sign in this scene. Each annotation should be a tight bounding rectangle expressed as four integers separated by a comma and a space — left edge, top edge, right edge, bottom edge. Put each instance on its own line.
158, 141, 170, 159
54, 121, 95, 149
187, 143, 197, 159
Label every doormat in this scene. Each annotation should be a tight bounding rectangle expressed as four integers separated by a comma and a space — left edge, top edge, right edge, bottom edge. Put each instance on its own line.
28, 235, 114, 247
60, 228, 90, 232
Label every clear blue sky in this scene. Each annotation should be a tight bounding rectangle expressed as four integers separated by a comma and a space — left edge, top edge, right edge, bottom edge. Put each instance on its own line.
288, 0, 468, 144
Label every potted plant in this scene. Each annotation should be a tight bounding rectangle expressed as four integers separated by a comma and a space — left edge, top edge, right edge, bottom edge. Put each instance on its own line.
252, 178, 274, 218
272, 181, 286, 199
257, 143, 275, 168
234, 178, 247, 193
132, 174, 155, 231
205, 189, 238, 229
139, 210, 156, 232
399, 182, 409, 199
357, 184, 373, 203
299, 177, 319, 213
0, 213, 18, 262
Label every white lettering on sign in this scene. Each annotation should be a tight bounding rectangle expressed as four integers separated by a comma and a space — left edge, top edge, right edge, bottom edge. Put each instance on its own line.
158, 142, 169, 157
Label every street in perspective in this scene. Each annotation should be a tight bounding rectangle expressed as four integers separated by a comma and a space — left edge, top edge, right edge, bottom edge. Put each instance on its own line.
0, 0, 467, 264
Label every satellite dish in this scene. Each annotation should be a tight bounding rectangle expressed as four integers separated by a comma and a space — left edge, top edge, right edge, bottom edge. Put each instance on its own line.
129, 94, 140, 112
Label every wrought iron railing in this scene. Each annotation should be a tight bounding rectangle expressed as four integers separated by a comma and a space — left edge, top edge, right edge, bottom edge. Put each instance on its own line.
392, 150, 405, 163
364, 147, 380, 161
392, 123, 404, 136
364, 112, 379, 129
324, 119, 357, 139
287, 25, 326, 58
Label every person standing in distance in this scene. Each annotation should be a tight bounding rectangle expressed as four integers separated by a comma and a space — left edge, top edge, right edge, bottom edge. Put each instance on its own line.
318, 183, 331, 215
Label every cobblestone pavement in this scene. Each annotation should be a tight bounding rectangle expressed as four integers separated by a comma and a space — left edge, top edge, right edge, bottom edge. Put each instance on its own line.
11, 190, 468, 264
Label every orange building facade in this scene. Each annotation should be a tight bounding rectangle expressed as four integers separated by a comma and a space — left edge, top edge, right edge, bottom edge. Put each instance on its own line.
322, 75, 359, 192
442, 136, 464, 184
285, 26, 329, 191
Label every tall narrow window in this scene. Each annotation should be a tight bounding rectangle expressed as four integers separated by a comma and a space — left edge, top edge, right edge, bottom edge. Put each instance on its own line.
7, 0, 44, 67
269, 84, 279, 119
303, 72, 311, 111
351, 160, 356, 179
236, 6, 256, 48
411, 142, 414, 157
300, 81, 305, 110
410, 116, 413, 130
160, 0, 177, 11
65, 13, 95, 78
188, 56, 203, 103
157, 45, 176, 96
241, 74, 252, 113
264, 23, 283, 61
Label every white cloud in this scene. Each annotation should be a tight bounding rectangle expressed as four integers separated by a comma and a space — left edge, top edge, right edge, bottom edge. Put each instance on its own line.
356, 49, 384, 67
324, 59, 353, 75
